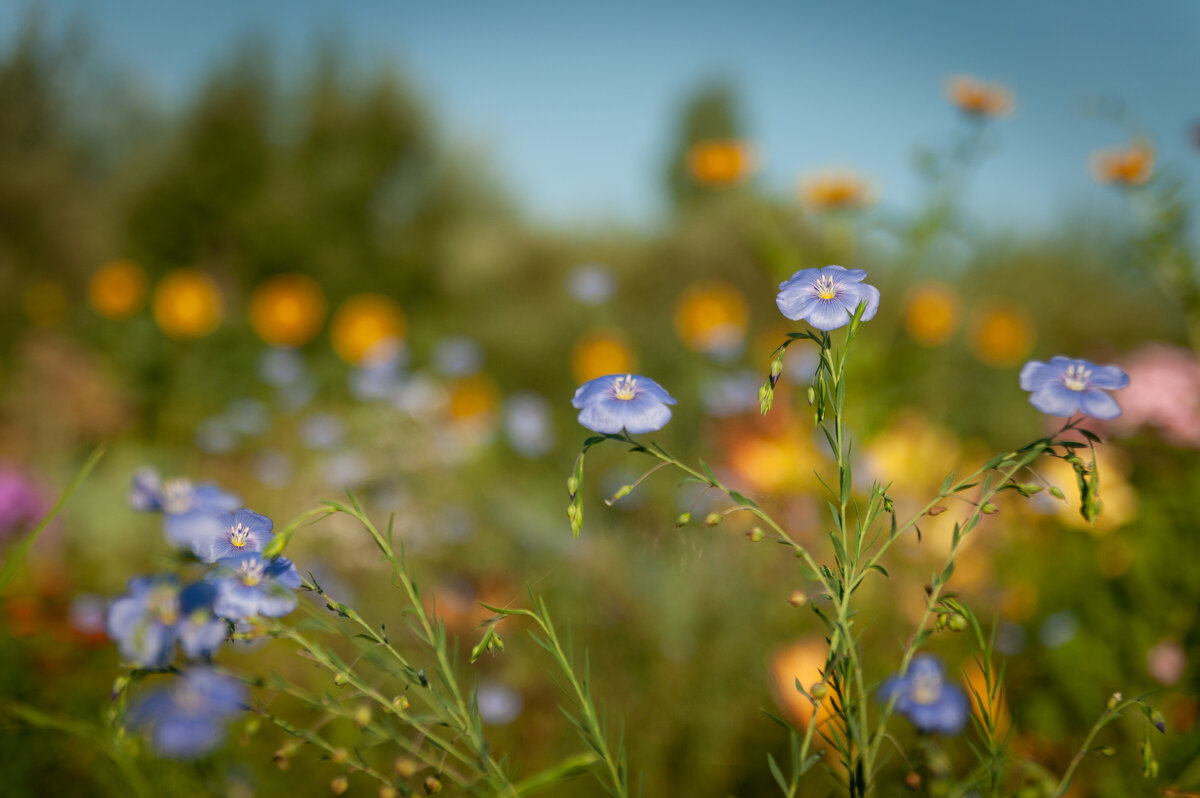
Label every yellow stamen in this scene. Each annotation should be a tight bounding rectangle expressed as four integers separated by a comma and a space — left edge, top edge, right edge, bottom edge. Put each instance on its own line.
612, 374, 639, 401
814, 275, 838, 300
910, 671, 942, 705
1063, 364, 1092, 392
229, 522, 250, 548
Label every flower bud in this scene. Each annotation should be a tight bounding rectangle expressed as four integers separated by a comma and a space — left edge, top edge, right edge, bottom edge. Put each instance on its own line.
788, 590, 807, 607
611, 484, 633, 501
770, 358, 784, 378
1107, 692, 1123, 709
274, 752, 290, 771
394, 756, 418, 778
980, 503, 998, 515
675, 512, 691, 528
905, 771, 921, 790
746, 527, 764, 542
392, 695, 410, 713
1049, 486, 1065, 499
1151, 710, 1166, 734
1097, 745, 1116, 757
806, 386, 816, 406
704, 512, 723, 527
567, 476, 580, 498
927, 505, 947, 517
947, 614, 968, 632
379, 787, 400, 798
424, 775, 443, 795
331, 776, 349, 795
810, 682, 828, 700
354, 705, 372, 728
333, 672, 349, 686
331, 748, 350, 765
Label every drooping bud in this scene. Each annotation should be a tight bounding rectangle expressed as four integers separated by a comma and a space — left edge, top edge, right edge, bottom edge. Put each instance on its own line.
675, 512, 692, 528
788, 590, 807, 607
947, 614, 968, 632
424, 775, 443, 794
746, 527, 764, 542
394, 756, 418, 778
567, 476, 580, 498
980, 503, 998, 515
704, 512, 723, 527
392, 695, 410, 713
809, 682, 828, 700
331, 776, 349, 795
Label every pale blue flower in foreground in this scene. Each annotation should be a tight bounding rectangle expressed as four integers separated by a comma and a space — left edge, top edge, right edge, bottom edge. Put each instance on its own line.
776, 265, 880, 331
127, 667, 245, 759
572, 374, 677, 434
195, 508, 274, 563
106, 577, 228, 667
209, 552, 302, 620
878, 654, 969, 735
1019, 356, 1129, 419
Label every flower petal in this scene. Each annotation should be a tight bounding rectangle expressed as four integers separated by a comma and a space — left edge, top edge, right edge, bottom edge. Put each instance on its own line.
1029, 383, 1083, 417
1078, 389, 1122, 420
572, 375, 617, 409
776, 290, 822, 321
804, 298, 857, 331
824, 265, 867, 282
845, 281, 880, 322
1018, 360, 1058, 391
1087, 364, 1130, 390
153, 715, 224, 759
632, 376, 677, 405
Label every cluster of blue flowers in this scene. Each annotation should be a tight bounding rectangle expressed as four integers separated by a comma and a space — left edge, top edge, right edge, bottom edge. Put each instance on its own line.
570, 264, 1133, 740
106, 468, 304, 758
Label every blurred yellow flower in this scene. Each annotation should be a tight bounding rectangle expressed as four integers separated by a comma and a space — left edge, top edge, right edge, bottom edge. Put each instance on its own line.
1091, 142, 1154, 187
447, 374, 500, 423
946, 75, 1014, 117
726, 429, 821, 494
22, 279, 69, 329
330, 293, 406, 365
799, 170, 874, 212
673, 280, 749, 354
904, 282, 960, 347
964, 659, 1011, 739
249, 274, 328, 347
686, 139, 756, 186
768, 639, 833, 736
571, 330, 635, 384
969, 304, 1034, 367
152, 269, 223, 339
88, 259, 147, 320
864, 412, 961, 496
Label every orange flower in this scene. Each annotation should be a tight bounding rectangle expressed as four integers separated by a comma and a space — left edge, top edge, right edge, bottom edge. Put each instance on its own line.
570, 330, 635, 384
799, 170, 874, 212
152, 269, 223, 339
673, 280, 749, 353
686, 139, 756, 186
249, 274, 328, 347
1091, 142, 1154, 187
904, 282, 960, 347
969, 304, 1034, 367
329, 293, 406, 365
946, 75, 1014, 117
88, 259, 147, 320
768, 639, 833, 734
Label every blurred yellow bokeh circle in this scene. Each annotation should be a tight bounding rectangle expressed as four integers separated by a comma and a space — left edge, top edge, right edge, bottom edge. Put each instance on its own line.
571, 330, 635, 384
768, 638, 833, 736
686, 139, 755, 186
152, 268, 223, 339
249, 274, 328, 347
799, 170, 874, 212
448, 374, 500, 422
330, 293, 406, 365
674, 280, 749, 353
88, 258, 147, 320
969, 304, 1034, 367
904, 282, 960, 346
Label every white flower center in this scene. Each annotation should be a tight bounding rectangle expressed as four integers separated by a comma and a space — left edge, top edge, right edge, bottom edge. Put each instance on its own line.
909, 670, 942, 705
238, 560, 266, 587
1062, 364, 1092, 392
160, 478, 194, 515
813, 275, 839, 300
228, 522, 251, 548
612, 374, 639, 401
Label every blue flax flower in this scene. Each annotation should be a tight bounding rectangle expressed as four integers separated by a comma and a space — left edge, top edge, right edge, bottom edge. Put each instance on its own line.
106, 577, 228, 667
209, 552, 302, 620
191, 508, 274, 563
878, 655, 969, 735
776, 265, 880, 331
130, 468, 241, 552
127, 667, 246, 759
572, 374, 677, 434
1019, 356, 1130, 419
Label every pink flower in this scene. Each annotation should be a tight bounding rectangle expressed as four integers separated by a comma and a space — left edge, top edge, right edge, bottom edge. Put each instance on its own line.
1109, 344, 1200, 447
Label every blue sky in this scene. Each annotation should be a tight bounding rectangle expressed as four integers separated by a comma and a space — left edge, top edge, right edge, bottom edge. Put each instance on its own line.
7, 1, 1200, 231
